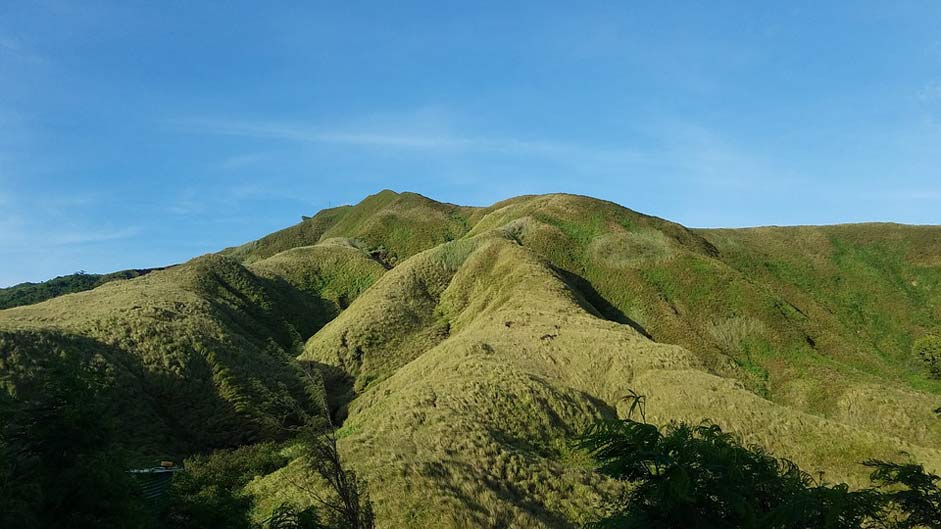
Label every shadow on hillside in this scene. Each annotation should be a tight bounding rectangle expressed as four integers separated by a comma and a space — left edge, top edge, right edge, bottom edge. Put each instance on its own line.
298, 359, 356, 425
553, 267, 653, 339
414, 390, 619, 527
0, 329, 260, 461
487, 391, 618, 460
245, 275, 339, 342
421, 457, 573, 529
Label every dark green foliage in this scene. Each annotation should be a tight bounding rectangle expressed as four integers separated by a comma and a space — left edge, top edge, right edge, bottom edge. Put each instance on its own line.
0, 351, 156, 529
163, 443, 290, 529
265, 503, 323, 529
866, 460, 941, 529
0, 268, 160, 309
913, 335, 941, 379
577, 419, 885, 529
162, 411, 372, 529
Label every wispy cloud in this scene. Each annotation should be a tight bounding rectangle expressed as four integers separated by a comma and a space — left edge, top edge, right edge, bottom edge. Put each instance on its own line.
0, 35, 46, 63
0, 186, 137, 251
918, 80, 941, 102
171, 116, 664, 172
0, 221, 141, 249
170, 112, 801, 196
166, 180, 320, 218
49, 227, 141, 246
0, 211, 25, 242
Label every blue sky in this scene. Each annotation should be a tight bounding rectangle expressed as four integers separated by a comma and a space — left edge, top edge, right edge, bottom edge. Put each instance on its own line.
1, 1, 940, 286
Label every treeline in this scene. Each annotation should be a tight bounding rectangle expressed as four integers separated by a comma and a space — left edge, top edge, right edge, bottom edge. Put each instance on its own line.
0, 268, 164, 310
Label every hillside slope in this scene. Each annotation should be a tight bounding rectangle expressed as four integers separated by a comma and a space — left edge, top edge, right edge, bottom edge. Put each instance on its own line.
2, 190, 940, 528
0, 242, 387, 457
222, 190, 476, 266
0, 268, 165, 309
462, 195, 941, 436
254, 218, 941, 528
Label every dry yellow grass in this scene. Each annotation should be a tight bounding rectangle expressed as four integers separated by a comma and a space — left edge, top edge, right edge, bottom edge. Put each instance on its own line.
276, 220, 941, 527
4, 191, 940, 527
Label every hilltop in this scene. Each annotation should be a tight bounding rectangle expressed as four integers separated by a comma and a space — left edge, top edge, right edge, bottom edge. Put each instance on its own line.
0, 268, 167, 310
1, 190, 939, 528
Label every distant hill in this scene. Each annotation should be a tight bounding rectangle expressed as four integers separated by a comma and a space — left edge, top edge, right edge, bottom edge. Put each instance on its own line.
2, 190, 939, 528
0, 268, 166, 309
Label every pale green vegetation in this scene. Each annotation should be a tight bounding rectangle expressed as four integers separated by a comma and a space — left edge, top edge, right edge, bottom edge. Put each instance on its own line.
0, 241, 386, 456
0, 268, 164, 309
2, 190, 940, 528
222, 190, 476, 266
248, 240, 388, 313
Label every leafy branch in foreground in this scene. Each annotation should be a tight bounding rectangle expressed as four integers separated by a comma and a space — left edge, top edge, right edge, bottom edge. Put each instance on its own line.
618, 388, 646, 423
577, 419, 884, 529
866, 460, 941, 529
162, 362, 372, 529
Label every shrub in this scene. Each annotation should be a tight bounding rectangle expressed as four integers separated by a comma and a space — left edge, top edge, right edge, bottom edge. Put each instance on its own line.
291, 416, 375, 529
913, 335, 941, 379
164, 443, 290, 529
265, 503, 323, 529
576, 419, 884, 529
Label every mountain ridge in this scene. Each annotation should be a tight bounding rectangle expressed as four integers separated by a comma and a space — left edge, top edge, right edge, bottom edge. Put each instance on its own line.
2, 190, 940, 528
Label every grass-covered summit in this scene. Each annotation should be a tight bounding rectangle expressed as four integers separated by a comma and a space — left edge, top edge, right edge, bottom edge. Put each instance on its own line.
2, 190, 940, 528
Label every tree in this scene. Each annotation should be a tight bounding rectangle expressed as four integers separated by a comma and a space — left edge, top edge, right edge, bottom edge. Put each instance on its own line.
576, 418, 885, 529
0, 352, 155, 529
291, 417, 374, 529
289, 366, 375, 529
164, 443, 289, 529
913, 335, 941, 379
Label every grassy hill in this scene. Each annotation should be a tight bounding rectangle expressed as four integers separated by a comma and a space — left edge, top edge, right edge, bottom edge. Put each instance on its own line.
221, 190, 476, 266
2, 190, 940, 528
0, 268, 165, 309
0, 243, 386, 458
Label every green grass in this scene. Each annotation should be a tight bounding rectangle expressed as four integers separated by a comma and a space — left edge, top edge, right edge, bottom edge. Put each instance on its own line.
0, 268, 166, 309
0, 246, 384, 457
288, 199, 941, 525
223, 190, 478, 266
4, 191, 941, 528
